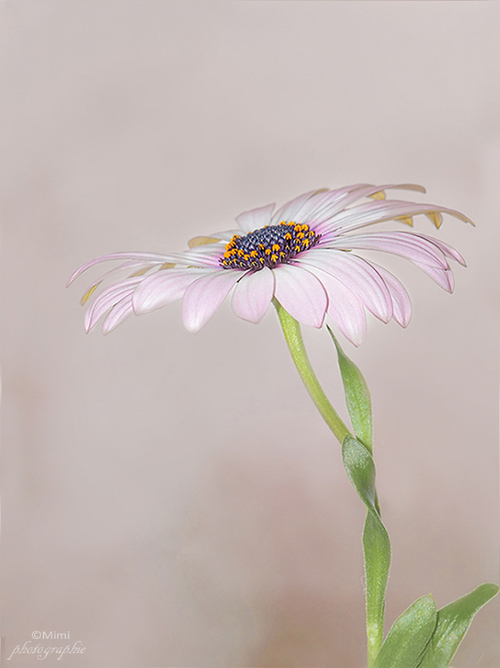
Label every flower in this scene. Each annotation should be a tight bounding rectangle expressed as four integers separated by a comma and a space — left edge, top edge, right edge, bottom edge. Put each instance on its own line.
68, 184, 471, 345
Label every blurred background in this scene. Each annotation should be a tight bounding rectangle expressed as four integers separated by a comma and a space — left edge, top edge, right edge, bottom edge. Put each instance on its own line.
1, 1, 498, 666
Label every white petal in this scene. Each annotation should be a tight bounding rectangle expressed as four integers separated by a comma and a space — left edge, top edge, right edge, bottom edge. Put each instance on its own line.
236, 203, 275, 233
182, 270, 244, 333
231, 267, 275, 324
273, 264, 328, 328
132, 268, 211, 315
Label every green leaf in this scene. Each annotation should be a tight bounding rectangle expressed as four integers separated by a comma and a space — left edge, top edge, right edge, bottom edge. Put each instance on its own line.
328, 327, 373, 452
342, 435, 391, 662
417, 583, 499, 668
373, 595, 437, 668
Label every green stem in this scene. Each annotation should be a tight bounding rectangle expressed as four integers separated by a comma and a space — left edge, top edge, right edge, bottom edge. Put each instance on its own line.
275, 301, 386, 667
274, 300, 351, 444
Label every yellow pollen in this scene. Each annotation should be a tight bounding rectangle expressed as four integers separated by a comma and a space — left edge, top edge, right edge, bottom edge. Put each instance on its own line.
272, 244, 281, 252
271, 254, 278, 262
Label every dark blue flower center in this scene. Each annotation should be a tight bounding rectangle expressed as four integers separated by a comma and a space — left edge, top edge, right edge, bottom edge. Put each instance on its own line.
220, 222, 321, 271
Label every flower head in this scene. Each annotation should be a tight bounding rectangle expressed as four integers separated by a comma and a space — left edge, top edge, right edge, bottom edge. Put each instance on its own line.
68, 184, 471, 345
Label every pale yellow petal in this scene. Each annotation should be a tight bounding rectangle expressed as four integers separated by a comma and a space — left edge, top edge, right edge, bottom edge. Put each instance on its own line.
80, 283, 99, 305
396, 215, 414, 227
188, 236, 220, 248
426, 211, 443, 229
368, 190, 386, 200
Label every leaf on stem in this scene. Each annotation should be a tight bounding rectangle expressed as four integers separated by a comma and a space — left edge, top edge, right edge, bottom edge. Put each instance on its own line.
342, 435, 391, 662
416, 583, 499, 668
329, 327, 372, 452
373, 595, 437, 668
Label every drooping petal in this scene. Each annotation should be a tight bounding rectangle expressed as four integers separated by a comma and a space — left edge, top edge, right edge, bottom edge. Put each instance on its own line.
236, 203, 275, 233
273, 264, 328, 328
84, 277, 143, 332
302, 264, 367, 346
315, 199, 473, 235
369, 263, 412, 328
182, 270, 244, 333
411, 261, 455, 293
322, 231, 450, 268
67, 252, 177, 286
295, 249, 393, 323
418, 234, 467, 266
132, 268, 212, 315
102, 294, 136, 335
231, 267, 275, 324
79, 260, 150, 305
299, 184, 427, 228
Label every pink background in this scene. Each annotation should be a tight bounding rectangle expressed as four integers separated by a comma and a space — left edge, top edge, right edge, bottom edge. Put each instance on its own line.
2, 1, 498, 666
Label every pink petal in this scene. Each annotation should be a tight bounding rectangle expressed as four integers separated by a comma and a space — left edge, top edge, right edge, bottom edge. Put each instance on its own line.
132, 268, 212, 315
295, 249, 393, 323
271, 189, 328, 225
182, 270, 244, 333
84, 277, 142, 332
315, 199, 473, 235
369, 264, 412, 328
236, 203, 275, 233
102, 294, 135, 334
67, 252, 176, 286
231, 267, 275, 324
302, 264, 367, 346
418, 234, 467, 266
273, 264, 328, 328
322, 232, 449, 268
411, 261, 455, 293
298, 184, 427, 228
166, 250, 222, 267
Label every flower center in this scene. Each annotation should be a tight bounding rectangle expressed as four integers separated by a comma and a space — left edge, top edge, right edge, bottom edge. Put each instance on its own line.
220, 222, 321, 271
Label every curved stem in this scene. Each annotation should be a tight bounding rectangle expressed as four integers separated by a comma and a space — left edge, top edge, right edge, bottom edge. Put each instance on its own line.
274, 300, 351, 444
275, 301, 386, 667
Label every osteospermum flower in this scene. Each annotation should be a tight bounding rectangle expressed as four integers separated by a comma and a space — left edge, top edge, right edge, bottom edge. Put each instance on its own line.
68, 184, 471, 345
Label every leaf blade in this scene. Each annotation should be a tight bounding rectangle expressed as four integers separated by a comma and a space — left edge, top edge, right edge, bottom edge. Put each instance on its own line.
417, 583, 499, 668
373, 595, 437, 668
329, 327, 373, 452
